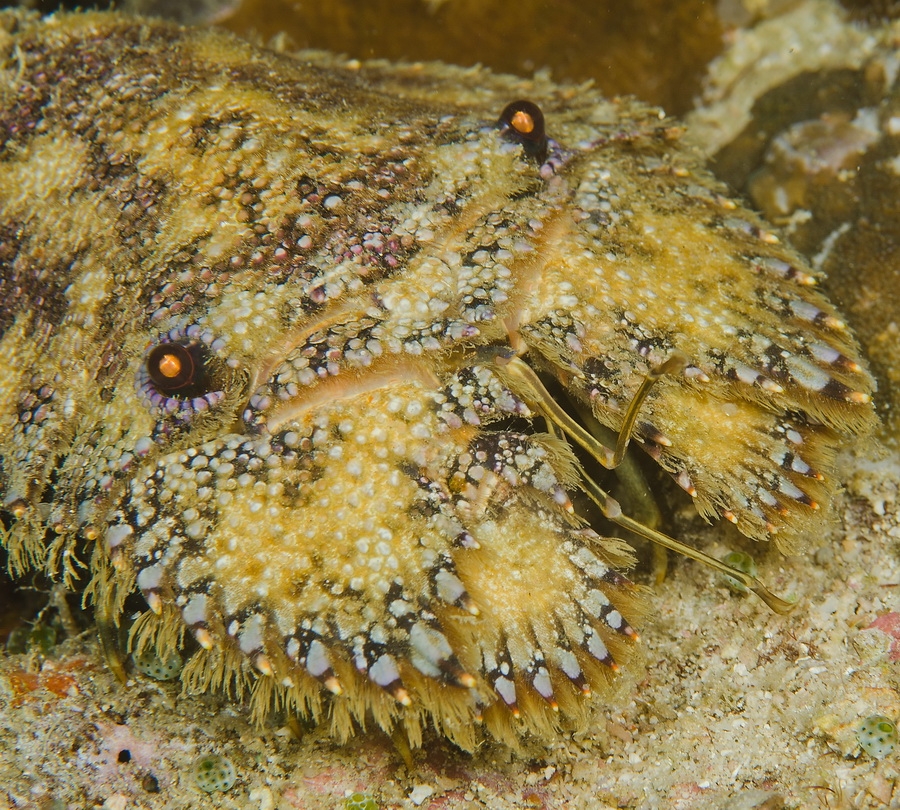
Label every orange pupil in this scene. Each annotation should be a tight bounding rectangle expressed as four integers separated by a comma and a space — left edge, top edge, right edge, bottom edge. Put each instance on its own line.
157, 352, 183, 379
511, 109, 535, 134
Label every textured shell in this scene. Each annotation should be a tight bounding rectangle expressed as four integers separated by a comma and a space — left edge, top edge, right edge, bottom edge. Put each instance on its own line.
0, 11, 875, 750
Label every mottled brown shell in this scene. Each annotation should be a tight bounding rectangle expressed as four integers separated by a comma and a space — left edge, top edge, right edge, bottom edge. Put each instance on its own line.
0, 10, 875, 749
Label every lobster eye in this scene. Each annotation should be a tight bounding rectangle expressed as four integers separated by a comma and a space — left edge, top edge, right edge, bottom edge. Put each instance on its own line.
498, 99, 548, 161
146, 342, 209, 397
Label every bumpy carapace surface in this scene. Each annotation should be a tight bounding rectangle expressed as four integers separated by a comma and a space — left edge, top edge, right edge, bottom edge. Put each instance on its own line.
0, 11, 875, 749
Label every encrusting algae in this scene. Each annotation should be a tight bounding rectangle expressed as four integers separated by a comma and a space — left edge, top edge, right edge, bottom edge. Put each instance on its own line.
0, 10, 876, 751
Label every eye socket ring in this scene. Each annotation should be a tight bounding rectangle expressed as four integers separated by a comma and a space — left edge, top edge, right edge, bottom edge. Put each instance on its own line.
146, 342, 209, 398
498, 99, 548, 161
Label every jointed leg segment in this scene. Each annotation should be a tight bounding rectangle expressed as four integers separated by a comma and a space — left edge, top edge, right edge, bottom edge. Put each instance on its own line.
498, 350, 797, 615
